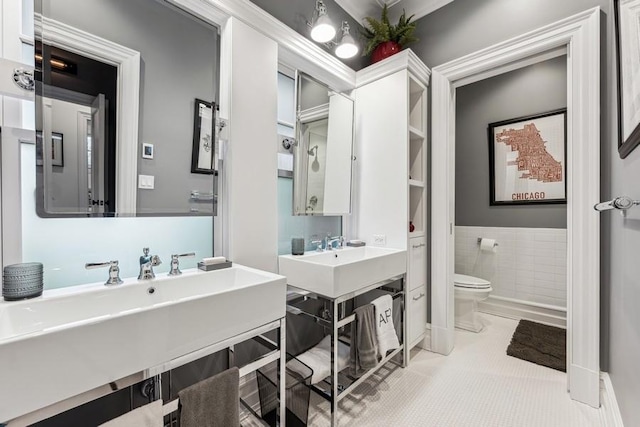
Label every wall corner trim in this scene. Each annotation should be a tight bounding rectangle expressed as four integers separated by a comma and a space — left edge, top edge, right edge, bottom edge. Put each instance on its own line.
601, 373, 625, 427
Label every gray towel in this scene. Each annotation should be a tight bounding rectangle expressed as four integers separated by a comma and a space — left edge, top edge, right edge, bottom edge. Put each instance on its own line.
178, 366, 240, 427
350, 304, 379, 377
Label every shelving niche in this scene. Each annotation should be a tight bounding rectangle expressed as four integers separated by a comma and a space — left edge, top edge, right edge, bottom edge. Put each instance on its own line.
353, 50, 430, 354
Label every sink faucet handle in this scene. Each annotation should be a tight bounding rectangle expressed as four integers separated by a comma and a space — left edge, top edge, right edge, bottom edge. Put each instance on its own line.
85, 260, 123, 286
327, 236, 344, 250
168, 252, 195, 276
311, 240, 323, 252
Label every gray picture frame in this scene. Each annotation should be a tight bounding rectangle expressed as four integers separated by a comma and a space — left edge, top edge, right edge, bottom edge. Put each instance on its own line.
615, 0, 640, 158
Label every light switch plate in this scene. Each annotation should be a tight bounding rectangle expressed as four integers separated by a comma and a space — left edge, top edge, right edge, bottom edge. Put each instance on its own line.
138, 174, 155, 189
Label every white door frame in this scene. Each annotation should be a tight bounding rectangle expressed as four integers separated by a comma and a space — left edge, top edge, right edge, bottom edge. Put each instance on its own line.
35, 15, 140, 214
430, 8, 601, 407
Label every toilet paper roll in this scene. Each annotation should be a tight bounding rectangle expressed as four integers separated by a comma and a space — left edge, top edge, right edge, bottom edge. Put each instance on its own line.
479, 238, 497, 253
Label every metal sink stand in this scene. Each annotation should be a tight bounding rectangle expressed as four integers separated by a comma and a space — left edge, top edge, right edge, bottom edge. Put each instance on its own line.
286, 274, 407, 426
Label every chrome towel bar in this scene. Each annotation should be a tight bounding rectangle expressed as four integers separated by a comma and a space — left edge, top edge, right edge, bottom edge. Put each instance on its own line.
594, 196, 639, 213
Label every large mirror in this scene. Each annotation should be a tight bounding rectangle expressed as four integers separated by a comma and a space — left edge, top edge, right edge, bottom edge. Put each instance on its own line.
293, 73, 354, 215
34, 0, 219, 217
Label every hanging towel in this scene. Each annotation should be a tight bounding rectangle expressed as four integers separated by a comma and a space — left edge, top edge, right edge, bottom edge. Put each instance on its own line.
371, 294, 400, 358
294, 335, 350, 384
350, 303, 379, 377
179, 366, 240, 427
99, 400, 163, 427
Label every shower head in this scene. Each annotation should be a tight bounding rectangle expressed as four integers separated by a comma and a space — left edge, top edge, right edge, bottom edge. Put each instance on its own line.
308, 145, 319, 156
311, 156, 320, 172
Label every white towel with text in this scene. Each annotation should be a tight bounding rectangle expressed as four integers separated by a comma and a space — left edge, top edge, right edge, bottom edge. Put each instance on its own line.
371, 295, 400, 358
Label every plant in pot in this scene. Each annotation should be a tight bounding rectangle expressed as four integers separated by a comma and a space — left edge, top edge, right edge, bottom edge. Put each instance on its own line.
362, 4, 418, 64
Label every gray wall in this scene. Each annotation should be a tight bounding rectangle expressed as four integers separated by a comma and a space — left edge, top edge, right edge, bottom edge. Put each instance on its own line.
250, 0, 367, 70
415, 0, 640, 424
45, 0, 218, 214
455, 56, 567, 228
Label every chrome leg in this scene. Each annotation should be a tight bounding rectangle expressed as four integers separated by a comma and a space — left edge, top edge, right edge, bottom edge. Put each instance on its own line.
228, 344, 235, 368
331, 298, 339, 427
279, 318, 287, 427
402, 274, 409, 368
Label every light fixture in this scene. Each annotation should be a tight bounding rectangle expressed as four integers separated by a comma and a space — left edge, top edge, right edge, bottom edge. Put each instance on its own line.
310, 0, 336, 43
335, 22, 359, 59
35, 53, 77, 74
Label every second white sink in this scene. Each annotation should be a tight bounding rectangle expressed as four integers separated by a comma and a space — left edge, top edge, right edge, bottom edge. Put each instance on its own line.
279, 246, 406, 298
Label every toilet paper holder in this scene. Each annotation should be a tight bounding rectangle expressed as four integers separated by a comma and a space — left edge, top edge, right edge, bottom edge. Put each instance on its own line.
477, 238, 498, 247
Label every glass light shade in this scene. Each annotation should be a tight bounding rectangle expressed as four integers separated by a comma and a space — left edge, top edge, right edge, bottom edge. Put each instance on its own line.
311, 13, 336, 43
335, 33, 358, 58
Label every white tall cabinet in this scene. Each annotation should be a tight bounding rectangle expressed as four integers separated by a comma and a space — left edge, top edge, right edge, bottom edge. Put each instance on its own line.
353, 51, 430, 350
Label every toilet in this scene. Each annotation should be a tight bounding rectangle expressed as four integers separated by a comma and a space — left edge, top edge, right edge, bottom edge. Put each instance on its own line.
454, 274, 492, 332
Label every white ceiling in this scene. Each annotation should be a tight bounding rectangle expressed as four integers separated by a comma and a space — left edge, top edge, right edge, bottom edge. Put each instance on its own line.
334, 0, 454, 25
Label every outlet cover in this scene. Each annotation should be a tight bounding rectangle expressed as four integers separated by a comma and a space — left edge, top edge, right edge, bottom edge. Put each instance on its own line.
373, 234, 386, 246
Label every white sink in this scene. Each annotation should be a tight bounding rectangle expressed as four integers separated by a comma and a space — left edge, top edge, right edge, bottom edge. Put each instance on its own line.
279, 246, 406, 298
0, 265, 286, 422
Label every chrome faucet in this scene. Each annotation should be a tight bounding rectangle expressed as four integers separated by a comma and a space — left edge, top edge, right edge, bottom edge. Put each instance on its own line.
138, 247, 162, 280
168, 252, 195, 276
326, 235, 344, 250
311, 239, 323, 252
85, 260, 123, 286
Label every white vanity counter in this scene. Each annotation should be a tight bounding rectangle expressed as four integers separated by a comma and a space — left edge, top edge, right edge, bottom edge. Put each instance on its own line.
279, 246, 406, 298
0, 265, 286, 422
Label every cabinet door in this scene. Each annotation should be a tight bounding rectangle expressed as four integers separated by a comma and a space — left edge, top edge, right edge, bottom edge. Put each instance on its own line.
408, 286, 427, 346
409, 236, 426, 291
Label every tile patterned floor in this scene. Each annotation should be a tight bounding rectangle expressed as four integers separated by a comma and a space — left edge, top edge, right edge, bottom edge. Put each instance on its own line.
307, 314, 606, 427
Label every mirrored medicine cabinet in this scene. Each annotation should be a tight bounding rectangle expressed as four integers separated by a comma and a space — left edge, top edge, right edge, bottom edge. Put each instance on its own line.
293, 73, 354, 216
33, 0, 220, 218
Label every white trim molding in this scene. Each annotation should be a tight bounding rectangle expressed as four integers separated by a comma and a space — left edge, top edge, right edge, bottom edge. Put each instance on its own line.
335, 0, 454, 26
430, 7, 601, 407
355, 49, 431, 88
478, 296, 567, 329
35, 15, 140, 214
601, 373, 625, 427
174, 0, 356, 92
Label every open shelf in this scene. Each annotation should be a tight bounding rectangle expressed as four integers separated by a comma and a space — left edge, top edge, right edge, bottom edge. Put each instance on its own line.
409, 185, 425, 235
409, 78, 426, 131
409, 135, 424, 182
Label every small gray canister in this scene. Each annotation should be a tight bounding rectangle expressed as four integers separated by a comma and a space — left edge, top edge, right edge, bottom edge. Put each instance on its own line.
291, 237, 305, 255
3, 262, 44, 301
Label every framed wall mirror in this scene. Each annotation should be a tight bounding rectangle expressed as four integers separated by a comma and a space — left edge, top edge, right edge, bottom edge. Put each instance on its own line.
34, 0, 220, 217
293, 73, 354, 216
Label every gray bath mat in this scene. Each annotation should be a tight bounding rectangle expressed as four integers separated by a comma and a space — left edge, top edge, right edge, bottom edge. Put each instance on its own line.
506, 319, 566, 372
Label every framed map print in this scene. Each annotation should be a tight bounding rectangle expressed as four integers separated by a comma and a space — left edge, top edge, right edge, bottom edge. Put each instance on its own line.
488, 109, 567, 205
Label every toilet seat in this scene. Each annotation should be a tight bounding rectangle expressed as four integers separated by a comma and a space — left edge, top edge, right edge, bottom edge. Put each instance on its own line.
454, 274, 491, 289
